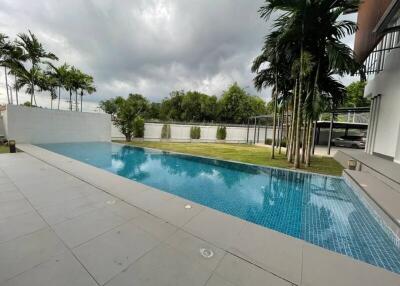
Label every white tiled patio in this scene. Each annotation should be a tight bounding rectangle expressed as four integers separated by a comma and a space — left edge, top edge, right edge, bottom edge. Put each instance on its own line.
0, 145, 399, 286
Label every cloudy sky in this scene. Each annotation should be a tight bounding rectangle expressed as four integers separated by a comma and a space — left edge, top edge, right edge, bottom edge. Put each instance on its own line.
0, 0, 357, 112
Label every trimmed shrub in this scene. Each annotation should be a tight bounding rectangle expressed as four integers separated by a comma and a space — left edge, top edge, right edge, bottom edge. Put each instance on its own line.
161, 124, 171, 139
216, 126, 227, 140
190, 126, 201, 139
133, 116, 145, 138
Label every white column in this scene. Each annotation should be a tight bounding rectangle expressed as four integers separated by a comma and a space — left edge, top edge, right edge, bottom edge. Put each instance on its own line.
365, 98, 375, 154
370, 95, 382, 154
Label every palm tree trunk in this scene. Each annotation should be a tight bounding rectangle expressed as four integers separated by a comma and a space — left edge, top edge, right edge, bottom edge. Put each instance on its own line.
305, 61, 319, 166
75, 90, 78, 111
14, 75, 18, 105
80, 92, 83, 112
69, 89, 72, 110
9, 87, 13, 105
288, 80, 298, 162
305, 118, 313, 167
278, 107, 284, 154
294, 44, 304, 169
271, 91, 278, 159
30, 83, 34, 105
58, 86, 61, 110
4, 67, 10, 104
50, 96, 53, 109
301, 119, 308, 163
285, 102, 289, 155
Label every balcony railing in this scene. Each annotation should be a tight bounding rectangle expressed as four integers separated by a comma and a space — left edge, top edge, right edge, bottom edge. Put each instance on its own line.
364, 18, 400, 76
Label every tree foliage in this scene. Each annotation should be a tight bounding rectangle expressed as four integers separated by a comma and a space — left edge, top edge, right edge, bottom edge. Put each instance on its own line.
100, 93, 149, 141
158, 83, 266, 123
1, 31, 95, 109
133, 116, 145, 138
218, 83, 266, 124
253, 0, 361, 167
344, 81, 369, 107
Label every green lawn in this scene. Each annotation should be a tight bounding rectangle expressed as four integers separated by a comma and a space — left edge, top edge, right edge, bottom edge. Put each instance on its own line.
117, 141, 343, 176
0, 145, 9, 154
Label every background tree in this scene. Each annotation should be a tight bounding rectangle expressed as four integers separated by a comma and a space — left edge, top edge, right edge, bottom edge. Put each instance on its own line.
46, 63, 70, 110
146, 102, 161, 119
100, 93, 149, 141
14, 31, 58, 105
344, 81, 369, 107
160, 90, 185, 121
181, 91, 209, 122
99, 98, 118, 118
0, 34, 10, 103
79, 73, 96, 112
0, 33, 18, 104
218, 83, 266, 124
253, 0, 360, 168
39, 72, 58, 109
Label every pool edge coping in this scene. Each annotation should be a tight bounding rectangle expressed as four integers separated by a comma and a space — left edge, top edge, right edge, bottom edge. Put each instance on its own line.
16, 143, 400, 284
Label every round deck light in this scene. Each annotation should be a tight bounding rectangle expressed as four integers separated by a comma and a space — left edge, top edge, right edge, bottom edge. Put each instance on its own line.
200, 248, 214, 258
106, 199, 116, 205
184, 204, 192, 209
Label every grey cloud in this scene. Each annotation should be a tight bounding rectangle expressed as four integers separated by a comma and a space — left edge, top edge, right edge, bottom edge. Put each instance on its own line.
0, 0, 356, 109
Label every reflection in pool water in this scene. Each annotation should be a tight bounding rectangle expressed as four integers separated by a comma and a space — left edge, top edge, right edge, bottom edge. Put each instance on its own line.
38, 142, 400, 274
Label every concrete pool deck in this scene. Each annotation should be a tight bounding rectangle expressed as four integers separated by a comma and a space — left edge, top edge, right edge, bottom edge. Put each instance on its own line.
0, 144, 399, 286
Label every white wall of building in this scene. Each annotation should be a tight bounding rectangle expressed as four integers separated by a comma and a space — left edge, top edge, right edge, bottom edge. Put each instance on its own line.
365, 48, 400, 161
4, 105, 111, 143
395, 123, 400, 164
112, 122, 279, 143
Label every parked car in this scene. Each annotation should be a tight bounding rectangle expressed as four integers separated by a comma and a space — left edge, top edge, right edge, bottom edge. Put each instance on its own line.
332, 135, 366, 149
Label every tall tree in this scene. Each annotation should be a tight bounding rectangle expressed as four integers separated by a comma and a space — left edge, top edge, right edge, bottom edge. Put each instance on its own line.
253, 0, 360, 168
218, 83, 266, 124
344, 81, 369, 107
0, 33, 12, 104
100, 94, 149, 141
38, 72, 58, 109
79, 73, 96, 112
13, 31, 58, 105
46, 62, 70, 110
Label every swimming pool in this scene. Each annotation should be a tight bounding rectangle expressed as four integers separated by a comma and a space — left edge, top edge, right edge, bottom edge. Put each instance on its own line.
38, 142, 400, 274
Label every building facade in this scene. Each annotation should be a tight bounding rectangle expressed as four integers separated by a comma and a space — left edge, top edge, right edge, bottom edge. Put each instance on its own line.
355, 0, 400, 163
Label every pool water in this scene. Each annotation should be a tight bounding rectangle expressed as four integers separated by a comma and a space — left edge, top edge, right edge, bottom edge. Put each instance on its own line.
38, 142, 400, 274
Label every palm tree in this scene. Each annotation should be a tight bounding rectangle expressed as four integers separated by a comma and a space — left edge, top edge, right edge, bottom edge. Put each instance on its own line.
0, 33, 12, 104
79, 73, 96, 112
38, 72, 58, 109
66, 66, 84, 111
14, 30, 58, 105
252, 31, 294, 159
253, 0, 360, 168
2, 43, 27, 106
46, 62, 70, 110
8, 45, 26, 105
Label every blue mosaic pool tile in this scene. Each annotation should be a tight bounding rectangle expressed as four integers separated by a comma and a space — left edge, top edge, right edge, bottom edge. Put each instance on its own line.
38, 142, 400, 274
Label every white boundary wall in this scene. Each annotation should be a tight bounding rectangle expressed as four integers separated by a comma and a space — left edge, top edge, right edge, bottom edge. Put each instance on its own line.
3, 105, 111, 144
112, 122, 277, 143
